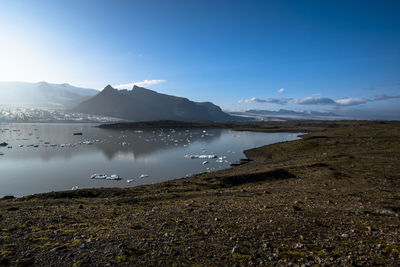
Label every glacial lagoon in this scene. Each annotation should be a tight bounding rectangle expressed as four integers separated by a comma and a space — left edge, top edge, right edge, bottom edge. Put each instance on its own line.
0, 123, 300, 197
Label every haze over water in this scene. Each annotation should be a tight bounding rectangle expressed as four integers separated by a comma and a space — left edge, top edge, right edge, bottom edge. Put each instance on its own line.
0, 124, 301, 197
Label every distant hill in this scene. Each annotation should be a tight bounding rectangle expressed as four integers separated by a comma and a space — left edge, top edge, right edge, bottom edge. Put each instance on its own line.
0, 81, 98, 108
72, 85, 238, 122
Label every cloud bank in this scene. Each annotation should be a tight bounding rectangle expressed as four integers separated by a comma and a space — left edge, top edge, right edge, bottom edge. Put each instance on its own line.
295, 94, 400, 107
113, 79, 165, 89
239, 94, 400, 107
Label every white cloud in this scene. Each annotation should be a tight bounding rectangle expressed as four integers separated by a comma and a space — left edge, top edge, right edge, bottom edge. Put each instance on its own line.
335, 97, 368, 106
113, 79, 165, 89
278, 88, 285, 94
294, 97, 336, 105
294, 96, 369, 106
374, 94, 400, 101
238, 97, 292, 105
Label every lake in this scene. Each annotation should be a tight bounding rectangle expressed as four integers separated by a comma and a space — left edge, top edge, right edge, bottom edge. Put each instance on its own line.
0, 123, 300, 197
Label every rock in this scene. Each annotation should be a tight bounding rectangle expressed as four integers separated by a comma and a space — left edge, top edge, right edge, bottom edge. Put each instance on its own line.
232, 246, 240, 253
51, 245, 67, 252
24, 253, 33, 258
80, 243, 87, 249
293, 205, 302, 211
7, 207, 19, 211
1, 195, 15, 200
295, 242, 305, 249
341, 233, 349, 238
78, 204, 84, 209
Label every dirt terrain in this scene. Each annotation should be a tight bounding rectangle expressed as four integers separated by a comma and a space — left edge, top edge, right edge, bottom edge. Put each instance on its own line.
1, 121, 399, 266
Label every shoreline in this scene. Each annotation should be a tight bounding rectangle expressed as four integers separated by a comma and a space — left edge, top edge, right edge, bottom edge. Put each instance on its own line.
1, 120, 399, 265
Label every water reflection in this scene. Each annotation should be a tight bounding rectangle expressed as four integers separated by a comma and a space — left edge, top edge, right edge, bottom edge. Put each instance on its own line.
0, 123, 300, 197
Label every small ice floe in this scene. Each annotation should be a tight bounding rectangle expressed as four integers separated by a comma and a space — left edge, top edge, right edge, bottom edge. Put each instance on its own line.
126, 179, 134, 183
106, 174, 121, 180
121, 142, 128, 146
19, 145, 23, 147
202, 160, 209, 165
91, 173, 107, 179
139, 174, 149, 179
71, 185, 79, 190
134, 130, 144, 134
216, 156, 227, 163
82, 140, 94, 145
185, 154, 217, 159
0, 142, 8, 147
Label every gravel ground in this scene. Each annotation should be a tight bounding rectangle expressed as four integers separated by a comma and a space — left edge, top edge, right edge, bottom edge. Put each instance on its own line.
0, 121, 399, 266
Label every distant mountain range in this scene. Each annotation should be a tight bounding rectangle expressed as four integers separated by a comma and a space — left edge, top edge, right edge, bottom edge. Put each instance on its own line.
0, 81, 346, 122
0, 81, 98, 108
72, 85, 238, 122
230, 109, 343, 121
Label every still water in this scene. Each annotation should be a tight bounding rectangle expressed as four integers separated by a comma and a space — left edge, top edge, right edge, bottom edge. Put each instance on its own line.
0, 123, 300, 197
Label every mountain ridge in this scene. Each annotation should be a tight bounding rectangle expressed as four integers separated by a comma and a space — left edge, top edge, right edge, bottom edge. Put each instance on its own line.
72, 85, 238, 122
0, 81, 98, 108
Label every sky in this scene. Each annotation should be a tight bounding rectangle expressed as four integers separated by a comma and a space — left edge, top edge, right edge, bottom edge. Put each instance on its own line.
0, 0, 399, 118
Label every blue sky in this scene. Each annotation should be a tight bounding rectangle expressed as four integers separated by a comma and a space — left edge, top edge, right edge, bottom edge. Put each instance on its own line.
0, 0, 399, 117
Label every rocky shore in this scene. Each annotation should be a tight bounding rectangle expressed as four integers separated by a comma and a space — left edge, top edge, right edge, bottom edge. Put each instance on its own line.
1, 121, 399, 266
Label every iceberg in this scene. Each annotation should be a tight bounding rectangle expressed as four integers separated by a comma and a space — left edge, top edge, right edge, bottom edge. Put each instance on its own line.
106, 174, 121, 180
90, 173, 107, 179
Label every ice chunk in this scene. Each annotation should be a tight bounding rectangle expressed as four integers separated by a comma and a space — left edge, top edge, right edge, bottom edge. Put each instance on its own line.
185, 154, 218, 159
139, 174, 149, 179
127, 179, 134, 183
106, 174, 121, 180
91, 173, 107, 179
82, 140, 94, 145
202, 160, 209, 165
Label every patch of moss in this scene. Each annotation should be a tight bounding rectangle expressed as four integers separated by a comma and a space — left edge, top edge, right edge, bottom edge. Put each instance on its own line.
72, 260, 82, 267
232, 252, 251, 260
43, 242, 60, 247
1, 250, 11, 256
279, 251, 306, 261
384, 244, 400, 253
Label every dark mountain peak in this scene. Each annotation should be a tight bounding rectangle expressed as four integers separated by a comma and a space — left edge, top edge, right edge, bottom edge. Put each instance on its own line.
102, 85, 115, 92
73, 85, 238, 122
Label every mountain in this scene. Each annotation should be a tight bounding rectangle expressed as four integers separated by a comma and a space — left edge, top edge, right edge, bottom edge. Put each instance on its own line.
230, 109, 343, 121
0, 81, 98, 108
72, 85, 238, 122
